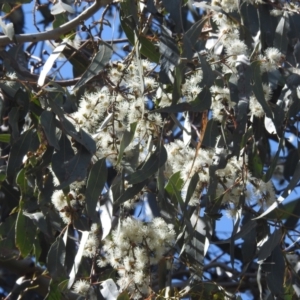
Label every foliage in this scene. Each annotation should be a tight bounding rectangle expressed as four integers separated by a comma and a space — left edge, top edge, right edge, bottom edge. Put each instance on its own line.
1, 0, 300, 299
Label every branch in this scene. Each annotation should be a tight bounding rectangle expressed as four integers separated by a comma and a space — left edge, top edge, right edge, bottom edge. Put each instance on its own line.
0, 0, 113, 47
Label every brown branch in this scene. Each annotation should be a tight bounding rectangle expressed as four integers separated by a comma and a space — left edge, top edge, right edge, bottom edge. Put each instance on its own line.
0, 0, 113, 47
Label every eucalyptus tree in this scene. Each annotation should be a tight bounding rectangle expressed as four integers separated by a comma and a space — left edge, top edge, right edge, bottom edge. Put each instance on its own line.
1, 0, 300, 299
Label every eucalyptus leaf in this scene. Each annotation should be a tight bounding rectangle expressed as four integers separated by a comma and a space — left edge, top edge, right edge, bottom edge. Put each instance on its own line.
51, 1, 75, 15
15, 208, 36, 258
73, 43, 113, 91
127, 145, 167, 184
47, 235, 67, 280
85, 158, 107, 220
38, 40, 69, 86
6, 129, 39, 184
40, 111, 60, 150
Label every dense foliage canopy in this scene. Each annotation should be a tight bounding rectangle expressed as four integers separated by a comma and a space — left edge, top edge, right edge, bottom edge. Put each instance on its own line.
1, 0, 300, 299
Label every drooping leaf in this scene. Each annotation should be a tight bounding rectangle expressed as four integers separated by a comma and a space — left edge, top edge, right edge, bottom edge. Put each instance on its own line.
6, 128, 39, 183
8, 107, 20, 141
117, 122, 137, 165
47, 234, 66, 280
191, 86, 212, 112
183, 18, 206, 60
100, 191, 113, 240
16, 168, 33, 199
241, 213, 257, 264
261, 246, 285, 297
274, 13, 289, 55
56, 147, 92, 189
120, 0, 159, 63
127, 145, 168, 184
184, 214, 212, 268
199, 54, 216, 88
159, 25, 180, 84
72, 43, 113, 91
48, 94, 96, 154
23, 211, 51, 237
165, 171, 184, 199
0, 214, 17, 252
257, 159, 300, 219
15, 207, 36, 257
67, 231, 89, 289
201, 119, 219, 148
52, 133, 74, 183
263, 136, 284, 182
114, 180, 147, 206
162, 0, 182, 33
284, 149, 299, 181
185, 173, 199, 205
40, 111, 60, 150
257, 229, 282, 262
85, 158, 107, 220
38, 40, 69, 86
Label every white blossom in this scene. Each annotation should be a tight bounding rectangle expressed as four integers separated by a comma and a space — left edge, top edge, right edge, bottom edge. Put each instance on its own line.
73, 280, 90, 295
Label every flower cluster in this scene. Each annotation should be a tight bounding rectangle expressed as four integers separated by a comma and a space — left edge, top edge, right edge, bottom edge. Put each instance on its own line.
51, 189, 85, 224
97, 217, 175, 299
165, 139, 276, 209
70, 60, 162, 167
181, 70, 203, 102
210, 85, 235, 121
83, 223, 100, 258
73, 279, 91, 296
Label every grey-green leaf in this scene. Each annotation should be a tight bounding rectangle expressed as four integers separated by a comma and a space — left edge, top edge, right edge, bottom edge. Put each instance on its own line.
85, 158, 107, 220
40, 111, 60, 150
7, 129, 39, 183
127, 145, 168, 184
47, 235, 66, 280
73, 43, 113, 91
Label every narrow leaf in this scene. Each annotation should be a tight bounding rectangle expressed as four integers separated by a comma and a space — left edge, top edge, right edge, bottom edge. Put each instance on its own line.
127, 145, 168, 184
73, 43, 113, 91
56, 148, 92, 189
100, 190, 113, 240
47, 235, 66, 280
85, 158, 107, 220
7, 129, 39, 183
258, 229, 282, 262
38, 40, 69, 86
15, 208, 35, 257
117, 122, 137, 164
40, 111, 60, 150
68, 231, 89, 289
115, 180, 146, 206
